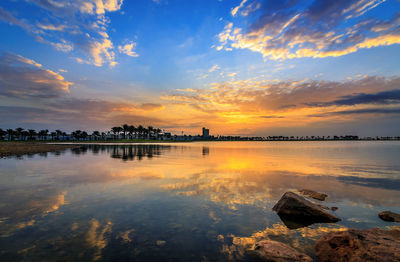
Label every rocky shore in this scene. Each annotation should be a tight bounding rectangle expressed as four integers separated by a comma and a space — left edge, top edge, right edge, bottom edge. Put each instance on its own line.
272, 191, 340, 229
249, 190, 400, 261
378, 211, 400, 222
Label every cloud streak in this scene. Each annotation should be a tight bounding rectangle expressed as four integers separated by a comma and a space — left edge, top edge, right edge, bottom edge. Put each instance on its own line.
0, 53, 71, 98
310, 108, 400, 117
308, 89, 400, 107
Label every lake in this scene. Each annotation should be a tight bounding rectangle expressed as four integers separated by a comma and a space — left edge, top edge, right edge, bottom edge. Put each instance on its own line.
1, 141, 400, 261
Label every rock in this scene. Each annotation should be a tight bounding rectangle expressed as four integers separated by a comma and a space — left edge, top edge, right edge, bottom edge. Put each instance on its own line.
315, 228, 400, 262
249, 239, 313, 262
378, 211, 400, 222
272, 192, 340, 229
299, 189, 328, 201
331, 207, 338, 211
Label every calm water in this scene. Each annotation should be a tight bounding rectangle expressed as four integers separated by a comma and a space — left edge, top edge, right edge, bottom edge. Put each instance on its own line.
1, 141, 400, 261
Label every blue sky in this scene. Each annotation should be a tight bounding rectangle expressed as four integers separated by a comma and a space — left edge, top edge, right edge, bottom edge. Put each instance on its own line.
0, 0, 400, 136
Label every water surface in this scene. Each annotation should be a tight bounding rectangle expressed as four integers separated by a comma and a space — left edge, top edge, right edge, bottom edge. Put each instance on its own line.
1, 142, 399, 261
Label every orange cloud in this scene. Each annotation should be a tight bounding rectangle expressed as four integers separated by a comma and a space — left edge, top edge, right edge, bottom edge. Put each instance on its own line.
217, 0, 399, 60
161, 76, 400, 135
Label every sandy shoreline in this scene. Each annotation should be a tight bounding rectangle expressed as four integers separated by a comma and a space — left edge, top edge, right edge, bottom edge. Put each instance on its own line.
0, 142, 82, 158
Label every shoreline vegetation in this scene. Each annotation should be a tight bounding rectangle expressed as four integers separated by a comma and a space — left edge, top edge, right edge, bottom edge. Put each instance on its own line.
1, 124, 399, 142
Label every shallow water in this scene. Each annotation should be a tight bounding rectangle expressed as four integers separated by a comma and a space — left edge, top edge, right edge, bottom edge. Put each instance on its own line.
0, 141, 399, 261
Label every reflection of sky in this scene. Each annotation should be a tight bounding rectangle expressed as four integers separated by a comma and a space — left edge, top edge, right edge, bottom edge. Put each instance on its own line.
0, 142, 400, 260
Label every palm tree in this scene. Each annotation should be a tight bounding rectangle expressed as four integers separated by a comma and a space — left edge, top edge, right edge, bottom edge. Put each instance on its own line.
28, 129, 36, 140
137, 125, 144, 139
122, 124, 129, 139
7, 129, 14, 141
15, 127, 24, 140
39, 129, 49, 140
50, 131, 57, 140
38, 130, 44, 140
128, 125, 136, 139
81, 131, 88, 140
0, 128, 6, 140
111, 126, 122, 139
92, 131, 100, 140
55, 130, 62, 140
148, 126, 154, 139
62, 132, 67, 140
72, 130, 82, 140
117, 127, 123, 139
22, 130, 29, 141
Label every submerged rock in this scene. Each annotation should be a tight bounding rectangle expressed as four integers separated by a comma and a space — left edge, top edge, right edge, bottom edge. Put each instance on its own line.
272, 192, 340, 229
249, 239, 313, 262
315, 228, 400, 262
299, 189, 328, 201
378, 211, 400, 222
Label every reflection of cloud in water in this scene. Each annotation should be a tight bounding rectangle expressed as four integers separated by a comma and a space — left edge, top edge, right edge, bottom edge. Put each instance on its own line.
59, 164, 165, 185
337, 176, 400, 190
86, 219, 112, 261
336, 164, 400, 178
116, 229, 135, 243
162, 170, 400, 208
0, 189, 67, 237
221, 223, 347, 260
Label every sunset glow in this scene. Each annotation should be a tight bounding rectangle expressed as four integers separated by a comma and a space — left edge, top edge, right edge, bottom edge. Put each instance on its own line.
1, 0, 400, 136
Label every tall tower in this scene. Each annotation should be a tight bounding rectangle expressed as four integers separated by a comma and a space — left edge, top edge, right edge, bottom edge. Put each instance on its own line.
202, 127, 210, 138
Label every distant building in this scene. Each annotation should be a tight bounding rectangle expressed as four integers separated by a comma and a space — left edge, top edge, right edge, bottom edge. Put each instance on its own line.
202, 127, 209, 138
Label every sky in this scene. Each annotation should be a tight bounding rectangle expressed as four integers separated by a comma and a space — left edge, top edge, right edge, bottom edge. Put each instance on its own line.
0, 0, 400, 136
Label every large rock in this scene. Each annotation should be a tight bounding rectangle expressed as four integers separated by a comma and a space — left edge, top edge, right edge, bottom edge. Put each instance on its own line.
378, 211, 400, 222
272, 192, 340, 229
315, 228, 400, 262
249, 239, 313, 262
299, 189, 327, 201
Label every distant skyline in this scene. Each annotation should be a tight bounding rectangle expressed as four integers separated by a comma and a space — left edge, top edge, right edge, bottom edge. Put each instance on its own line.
0, 0, 400, 136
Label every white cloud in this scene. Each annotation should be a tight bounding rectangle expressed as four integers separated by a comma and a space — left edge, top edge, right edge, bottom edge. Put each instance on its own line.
89, 37, 116, 67
94, 0, 124, 14
209, 64, 221, 73
36, 23, 67, 31
231, 0, 248, 17
50, 40, 74, 52
12, 54, 43, 68
118, 42, 139, 57
0, 1, 125, 67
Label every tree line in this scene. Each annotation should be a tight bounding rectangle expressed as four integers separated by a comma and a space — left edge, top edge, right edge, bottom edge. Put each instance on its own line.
0, 124, 165, 141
